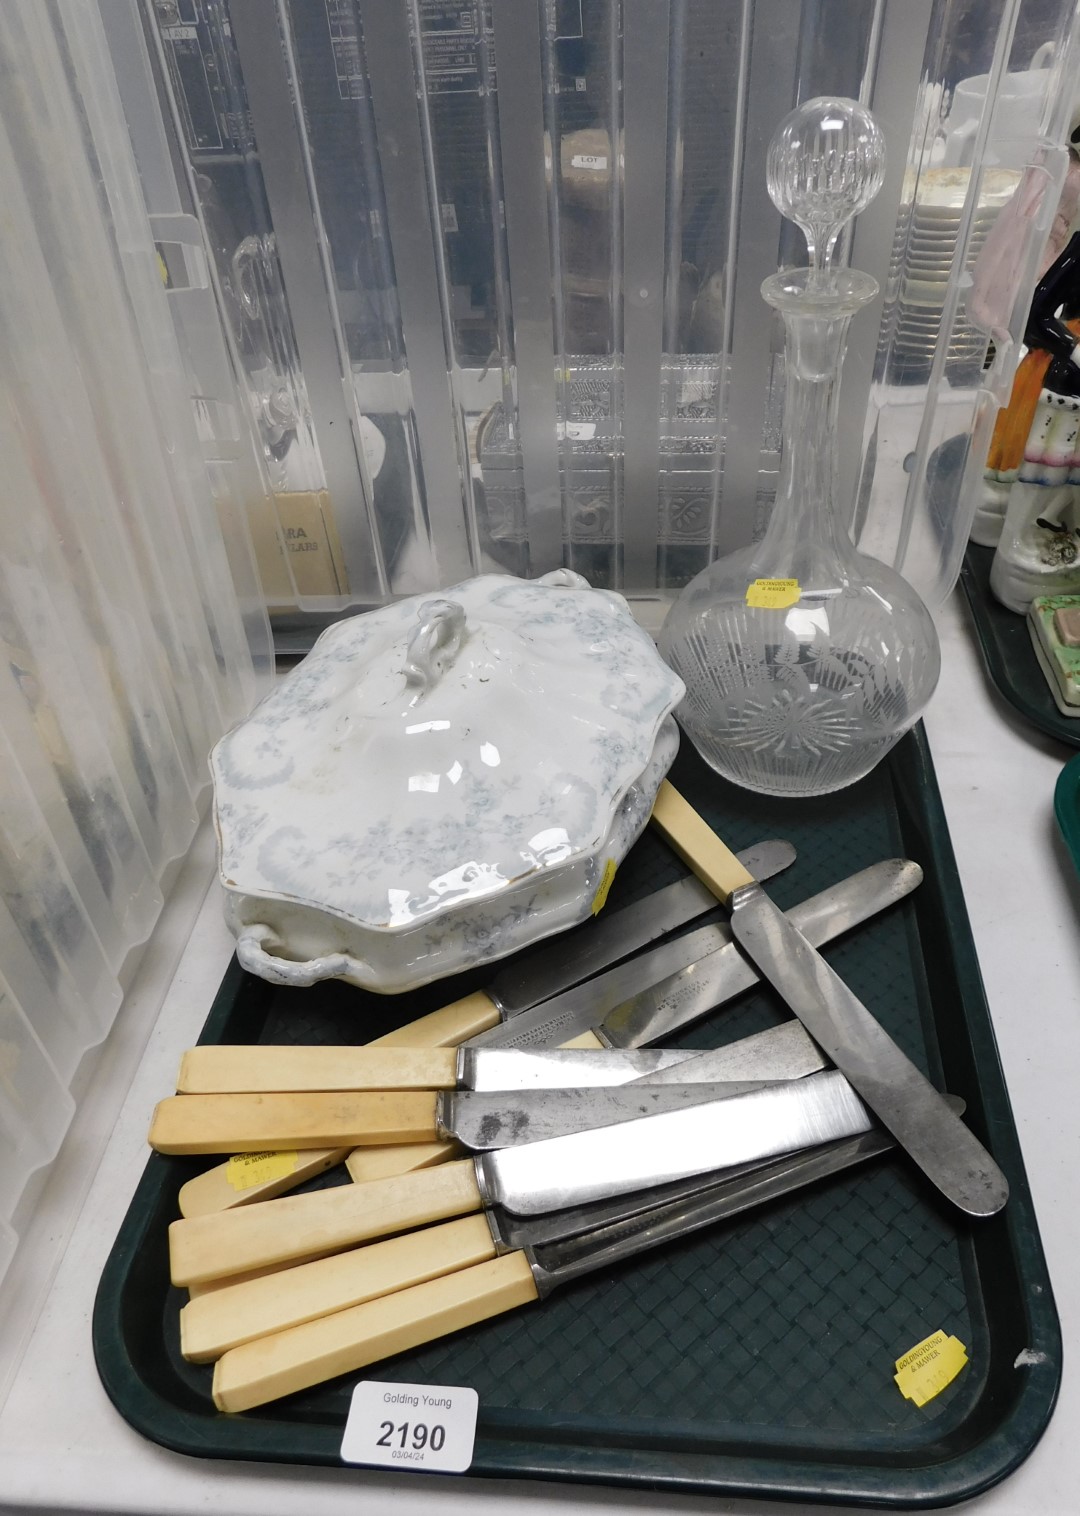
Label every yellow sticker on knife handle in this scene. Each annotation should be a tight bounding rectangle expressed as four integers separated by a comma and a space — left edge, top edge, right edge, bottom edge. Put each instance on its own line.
746, 578, 800, 609
225, 1150, 300, 1192
590, 858, 618, 915
894, 1329, 969, 1407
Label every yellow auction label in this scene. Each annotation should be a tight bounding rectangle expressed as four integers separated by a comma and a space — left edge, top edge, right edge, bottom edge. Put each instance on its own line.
590, 858, 618, 915
894, 1329, 969, 1408
225, 1150, 300, 1193
746, 578, 801, 609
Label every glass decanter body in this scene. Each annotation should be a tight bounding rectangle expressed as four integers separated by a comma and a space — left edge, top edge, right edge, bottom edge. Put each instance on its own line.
660, 266, 941, 797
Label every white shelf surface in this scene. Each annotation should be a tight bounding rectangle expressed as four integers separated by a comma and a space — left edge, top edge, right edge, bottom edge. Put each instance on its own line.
1, 589, 1079, 1516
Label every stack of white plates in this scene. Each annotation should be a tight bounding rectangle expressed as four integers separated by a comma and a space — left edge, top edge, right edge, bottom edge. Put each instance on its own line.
886, 167, 1020, 374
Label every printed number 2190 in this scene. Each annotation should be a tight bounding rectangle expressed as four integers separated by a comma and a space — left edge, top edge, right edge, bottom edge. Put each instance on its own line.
376, 1420, 446, 1452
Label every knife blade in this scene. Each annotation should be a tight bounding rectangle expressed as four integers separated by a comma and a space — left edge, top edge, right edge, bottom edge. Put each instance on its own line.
166, 1069, 872, 1285
649, 781, 1009, 1218
335, 1018, 825, 1182
522, 1097, 969, 1287
466, 859, 922, 1050
366, 838, 795, 1048
438, 1079, 783, 1149
493, 1108, 966, 1251
340, 1021, 829, 1180
623, 1018, 828, 1085
210, 1103, 966, 1410
596, 859, 922, 1050
442, 1021, 835, 1147
478, 1069, 871, 1215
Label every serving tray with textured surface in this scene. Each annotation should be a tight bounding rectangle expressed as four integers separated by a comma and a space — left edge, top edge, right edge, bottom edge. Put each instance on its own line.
1054, 751, 1080, 875
961, 542, 1080, 747
93, 726, 1059, 1508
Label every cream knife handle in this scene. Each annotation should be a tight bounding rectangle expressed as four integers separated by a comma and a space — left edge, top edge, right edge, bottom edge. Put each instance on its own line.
150, 1091, 440, 1153
212, 1253, 538, 1413
367, 990, 501, 1047
177, 1146, 447, 1221
345, 1141, 457, 1184
178, 1147, 351, 1218
180, 1213, 498, 1363
650, 781, 755, 905
168, 1159, 484, 1285
560, 1029, 604, 1050
176, 1046, 458, 1093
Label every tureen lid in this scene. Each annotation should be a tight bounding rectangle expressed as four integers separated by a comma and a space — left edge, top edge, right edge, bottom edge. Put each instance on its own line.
211, 571, 684, 930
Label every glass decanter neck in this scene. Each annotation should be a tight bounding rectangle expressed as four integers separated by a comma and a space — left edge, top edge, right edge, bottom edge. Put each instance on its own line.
754, 268, 877, 580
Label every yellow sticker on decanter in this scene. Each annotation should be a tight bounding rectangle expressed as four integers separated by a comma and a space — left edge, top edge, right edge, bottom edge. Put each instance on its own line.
746, 578, 801, 609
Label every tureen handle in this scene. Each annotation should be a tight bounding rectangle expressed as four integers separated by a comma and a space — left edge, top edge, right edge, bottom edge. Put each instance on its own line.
235, 924, 371, 988
403, 598, 467, 694
537, 568, 591, 589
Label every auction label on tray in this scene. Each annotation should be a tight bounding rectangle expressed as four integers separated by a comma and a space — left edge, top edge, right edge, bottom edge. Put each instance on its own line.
893, 1329, 969, 1408
341, 1381, 479, 1472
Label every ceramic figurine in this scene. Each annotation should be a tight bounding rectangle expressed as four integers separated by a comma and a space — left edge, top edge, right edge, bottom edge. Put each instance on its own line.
970, 99, 1080, 547
988, 222, 1080, 611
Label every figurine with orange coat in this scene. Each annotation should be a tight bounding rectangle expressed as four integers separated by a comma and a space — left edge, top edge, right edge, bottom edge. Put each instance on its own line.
980, 117, 1080, 610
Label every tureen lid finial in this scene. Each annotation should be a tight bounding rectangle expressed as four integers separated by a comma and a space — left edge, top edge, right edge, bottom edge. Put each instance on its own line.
403, 598, 467, 694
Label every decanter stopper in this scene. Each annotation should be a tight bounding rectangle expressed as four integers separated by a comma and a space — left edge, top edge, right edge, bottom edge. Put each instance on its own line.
766, 97, 885, 285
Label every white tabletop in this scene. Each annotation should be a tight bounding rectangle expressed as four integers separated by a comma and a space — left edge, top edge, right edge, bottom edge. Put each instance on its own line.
2, 589, 1078, 1516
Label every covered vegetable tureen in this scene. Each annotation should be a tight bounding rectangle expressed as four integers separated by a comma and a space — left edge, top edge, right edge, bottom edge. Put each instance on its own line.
211, 570, 685, 993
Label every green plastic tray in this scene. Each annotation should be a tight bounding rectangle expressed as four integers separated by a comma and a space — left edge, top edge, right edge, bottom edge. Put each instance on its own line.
1053, 751, 1080, 874
960, 543, 1080, 747
93, 726, 1059, 1507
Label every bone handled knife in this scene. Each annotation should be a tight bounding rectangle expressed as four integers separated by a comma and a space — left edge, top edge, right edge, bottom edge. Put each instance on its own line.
166, 1070, 873, 1286
182, 1114, 928, 1364
208, 1102, 969, 1412
159, 1079, 784, 1157
171, 1020, 824, 1218
170, 1045, 705, 1098
648, 780, 1009, 1218
154, 1047, 711, 1156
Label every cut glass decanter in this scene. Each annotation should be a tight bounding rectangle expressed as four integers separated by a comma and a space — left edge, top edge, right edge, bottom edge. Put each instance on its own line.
660, 98, 940, 797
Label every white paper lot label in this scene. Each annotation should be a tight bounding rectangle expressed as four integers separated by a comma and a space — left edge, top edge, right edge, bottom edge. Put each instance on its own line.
341, 1381, 479, 1473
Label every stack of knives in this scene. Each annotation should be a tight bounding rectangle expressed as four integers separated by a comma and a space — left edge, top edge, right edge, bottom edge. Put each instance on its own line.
148, 783, 1008, 1416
